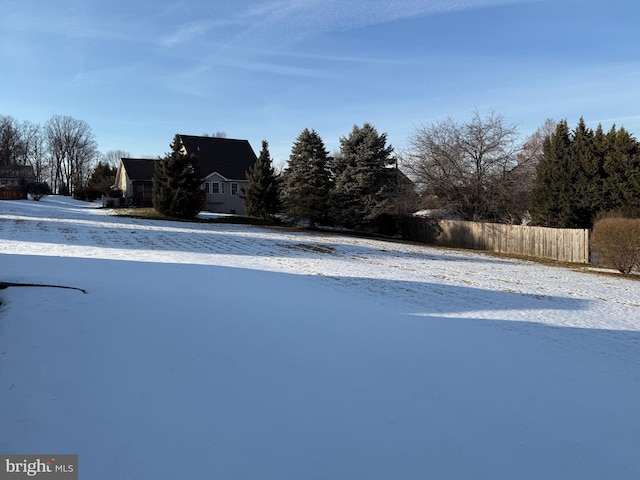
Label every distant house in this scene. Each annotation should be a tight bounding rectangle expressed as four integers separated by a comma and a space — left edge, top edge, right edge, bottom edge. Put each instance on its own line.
0, 164, 35, 187
384, 167, 418, 216
178, 135, 257, 215
113, 136, 258, 214
113, 158, 157, 207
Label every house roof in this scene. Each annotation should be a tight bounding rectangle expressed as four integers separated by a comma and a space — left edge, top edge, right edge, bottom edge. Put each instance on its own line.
121, 158, 157, 182
0, 164, 35, 177
383, 166, 415, 187
178, 135, 258, 180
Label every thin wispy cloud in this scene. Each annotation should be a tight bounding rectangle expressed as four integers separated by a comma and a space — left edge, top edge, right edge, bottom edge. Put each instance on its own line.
1, 5, 146, 45
160, 0, 544, 49
238, 0, 541, 33
211, 57, 334, 78
4, 0, 637, 166
250, 48, 414, 66
160, 19, 237, 48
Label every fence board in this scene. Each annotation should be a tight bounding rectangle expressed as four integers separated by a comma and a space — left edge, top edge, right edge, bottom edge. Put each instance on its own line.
404, 218, 589, 263
0, 186, 27, 200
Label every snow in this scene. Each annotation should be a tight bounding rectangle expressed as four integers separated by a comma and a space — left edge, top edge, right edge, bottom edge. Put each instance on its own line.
1, 196, 639, 479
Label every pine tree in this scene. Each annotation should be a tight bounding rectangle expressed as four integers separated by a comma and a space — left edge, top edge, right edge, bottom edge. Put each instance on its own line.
281, 129, 331, 226
241, 140, 280, 220
332, 123, 395, 229
152, 134, 203, 218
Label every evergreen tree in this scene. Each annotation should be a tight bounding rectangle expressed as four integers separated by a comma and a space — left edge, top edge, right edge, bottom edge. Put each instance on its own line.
571, 119, 604, 227
241, 140, 280, 220
88, 161, 118, 193
603, 126, 640, 216
531, 120, 577, 227
532, 119, 640, 228
331, 123, 395, 229
88, 161, 117, 185
153, 134, 202, 218
280, 129, 331, 226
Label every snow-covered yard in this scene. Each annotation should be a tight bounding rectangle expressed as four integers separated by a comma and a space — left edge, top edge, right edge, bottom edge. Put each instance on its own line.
1, 196, 639, 479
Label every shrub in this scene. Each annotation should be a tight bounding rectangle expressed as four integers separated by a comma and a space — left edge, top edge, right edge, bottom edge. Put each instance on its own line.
103, 197, 125, 208
73, 187, 103, 202
107, 188, 123, 198
27, 182, 51, 201
591, 215, 640, 274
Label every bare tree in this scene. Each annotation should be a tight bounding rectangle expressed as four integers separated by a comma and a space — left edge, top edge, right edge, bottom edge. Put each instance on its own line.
19, 121, 48, 184
202, 131, 227, 138
518, 118, 557, 166
496, 119, 558, 223
404, 110, 519, 221
45, 115, 98, 194
101, 149, 131, 167
0, 115, 24, 166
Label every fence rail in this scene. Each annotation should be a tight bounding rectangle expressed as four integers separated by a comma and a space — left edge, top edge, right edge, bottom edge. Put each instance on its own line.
403, 218, 590, 264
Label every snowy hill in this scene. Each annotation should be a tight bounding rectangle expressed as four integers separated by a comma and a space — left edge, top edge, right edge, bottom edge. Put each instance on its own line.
1, 196, 639, 479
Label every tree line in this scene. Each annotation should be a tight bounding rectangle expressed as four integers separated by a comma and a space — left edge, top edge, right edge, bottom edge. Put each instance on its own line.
161, 113, 640, 231
241, 123, 414, 232
404, 113, 639, 229
244, 113, 639, 232
532, 119, 640, 228
0, 114, 125, 195
6, 110, 639, 232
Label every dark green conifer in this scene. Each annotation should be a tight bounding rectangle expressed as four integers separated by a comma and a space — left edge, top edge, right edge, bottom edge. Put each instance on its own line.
332, 123, 395, 229
532, 120, 575, 227
241, 140, 280, 220
533, 119, 640, 227
280, 129, 331, 226
152, 134, 202, 218
603, 126, 640, 216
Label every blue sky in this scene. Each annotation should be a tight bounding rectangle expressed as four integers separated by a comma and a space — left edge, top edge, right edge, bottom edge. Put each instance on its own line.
1, 0, 639, 167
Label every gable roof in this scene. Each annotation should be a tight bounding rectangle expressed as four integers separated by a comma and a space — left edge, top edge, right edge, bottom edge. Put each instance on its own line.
178, 135, 257, 180
121, 158, 157, 181
384, 166, 414, 187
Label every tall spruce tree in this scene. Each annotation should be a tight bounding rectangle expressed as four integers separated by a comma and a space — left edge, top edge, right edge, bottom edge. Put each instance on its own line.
153, 134, 202, 218
531, 120, 577, 227
570, 119, 604, 227
603, 126, 640, 216
241, 140, 280, 220
281, 129, 331, 226
332, 123, 395, 229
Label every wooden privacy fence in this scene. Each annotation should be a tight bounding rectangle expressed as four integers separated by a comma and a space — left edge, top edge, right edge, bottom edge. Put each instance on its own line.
0, 186, 27, 200
402, 218, 590, 264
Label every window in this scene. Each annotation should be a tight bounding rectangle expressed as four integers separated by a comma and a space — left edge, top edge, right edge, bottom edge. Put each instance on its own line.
231, 183, 238, 196
221, 182, 225, 194
203, 182, 210, 193
212, 182, 220, 194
